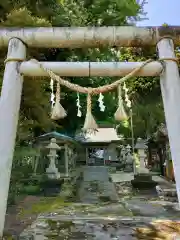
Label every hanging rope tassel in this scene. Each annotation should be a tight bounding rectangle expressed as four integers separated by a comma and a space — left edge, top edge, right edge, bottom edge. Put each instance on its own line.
51, 81, 67, 120
83, 93, 98, 132
114, 85, 128, 121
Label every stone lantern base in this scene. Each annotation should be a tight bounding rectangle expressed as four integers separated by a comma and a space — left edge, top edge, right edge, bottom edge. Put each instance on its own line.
131, 173, 157, 189
46, 167, 60, 180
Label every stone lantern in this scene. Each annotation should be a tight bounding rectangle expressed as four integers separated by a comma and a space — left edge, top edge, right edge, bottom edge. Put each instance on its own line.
46, 138, 61, 179
131, 138, 157, 189
135, 138, 148, 174
121, 146, 126, 161
126, 144, 131, 152
124, 144, 133, 172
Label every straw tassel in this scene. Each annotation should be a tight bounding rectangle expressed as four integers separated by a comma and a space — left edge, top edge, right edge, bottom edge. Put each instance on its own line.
51, 81, 67, 120
114, 85, 128, 121
83, 93, 98, 132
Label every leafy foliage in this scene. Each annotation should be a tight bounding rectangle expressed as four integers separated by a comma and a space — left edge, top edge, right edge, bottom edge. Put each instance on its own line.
0, 0, 166, 140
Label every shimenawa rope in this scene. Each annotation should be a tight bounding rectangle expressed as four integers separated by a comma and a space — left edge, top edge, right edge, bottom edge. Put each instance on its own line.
4, 57, 179, 131
29, 58, 165, 131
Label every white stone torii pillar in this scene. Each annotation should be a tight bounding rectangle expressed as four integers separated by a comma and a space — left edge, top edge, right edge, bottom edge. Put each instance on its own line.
157, 38, 180, 204
0, 38, 26, 236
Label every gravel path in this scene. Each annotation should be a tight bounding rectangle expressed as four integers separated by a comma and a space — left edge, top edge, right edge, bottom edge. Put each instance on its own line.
4, 196, 43, 238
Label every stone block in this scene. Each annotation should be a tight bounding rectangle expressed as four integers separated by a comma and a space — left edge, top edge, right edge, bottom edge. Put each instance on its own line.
131, 174, 157, 189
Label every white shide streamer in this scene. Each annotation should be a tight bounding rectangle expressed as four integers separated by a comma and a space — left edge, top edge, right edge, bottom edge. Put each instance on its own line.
50, 78, 55, 108
76, 93, 82, 117
123, 82, 131, 108
98, 93, 105, 112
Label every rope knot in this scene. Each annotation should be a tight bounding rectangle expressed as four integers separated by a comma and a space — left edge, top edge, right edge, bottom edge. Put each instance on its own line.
87, 87, 94, 95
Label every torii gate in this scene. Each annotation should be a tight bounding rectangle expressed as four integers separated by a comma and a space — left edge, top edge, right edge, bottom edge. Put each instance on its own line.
0, 26, 180, 236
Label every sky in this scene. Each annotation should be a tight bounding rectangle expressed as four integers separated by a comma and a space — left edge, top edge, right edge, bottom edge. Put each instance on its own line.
137, 0, 180, 26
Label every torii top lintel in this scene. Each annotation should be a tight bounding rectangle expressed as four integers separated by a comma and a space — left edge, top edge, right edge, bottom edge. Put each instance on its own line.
0, 26, 180, 48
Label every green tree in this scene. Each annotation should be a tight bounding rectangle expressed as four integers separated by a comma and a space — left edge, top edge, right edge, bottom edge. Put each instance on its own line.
0, 0, 160, 142
117, 46, 165, 138
48, 0, 146, 132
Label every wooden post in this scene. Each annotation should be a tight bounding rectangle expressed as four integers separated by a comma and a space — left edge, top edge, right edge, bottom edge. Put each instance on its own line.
0, 38, 26, 236
157, 38, 180, 205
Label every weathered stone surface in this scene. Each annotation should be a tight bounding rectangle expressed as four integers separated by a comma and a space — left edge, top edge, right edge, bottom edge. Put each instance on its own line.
125, 200, 167, 217
18, 169, 180, 240
79, 166, 118, 203
90, 204, 132, 216
20, 218, 139, 239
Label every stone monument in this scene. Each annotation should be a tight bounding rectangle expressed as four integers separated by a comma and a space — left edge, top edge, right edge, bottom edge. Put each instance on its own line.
131, 138, 157, 189
46, 138, 61, 179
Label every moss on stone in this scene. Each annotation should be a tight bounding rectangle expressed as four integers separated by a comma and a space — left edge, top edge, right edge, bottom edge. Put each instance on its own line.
19, 196, 72, 216
2, 232, 14, 240
45, 220, 75, 239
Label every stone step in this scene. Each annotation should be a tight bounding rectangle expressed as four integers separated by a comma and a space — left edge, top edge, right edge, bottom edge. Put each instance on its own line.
82, 166, 109, 182
79, 166, 119, 203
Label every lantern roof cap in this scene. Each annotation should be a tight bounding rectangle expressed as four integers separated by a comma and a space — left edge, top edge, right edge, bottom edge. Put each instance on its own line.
46, 138, 61, 149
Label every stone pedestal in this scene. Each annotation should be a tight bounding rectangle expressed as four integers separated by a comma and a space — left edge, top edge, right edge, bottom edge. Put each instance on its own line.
46, 155, 60, 179
131, 173, 157, 189
131, 138, 157, 189
131, 156, 157, 189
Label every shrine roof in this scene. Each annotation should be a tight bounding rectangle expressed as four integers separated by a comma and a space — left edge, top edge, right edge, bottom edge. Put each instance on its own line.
35, 131, 79, 146
75, 128, 122, 144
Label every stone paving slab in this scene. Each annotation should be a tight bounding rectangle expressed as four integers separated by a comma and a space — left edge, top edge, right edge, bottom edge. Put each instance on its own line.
20, 214, 180, 240
20, 218, 138, 240
37, 215, 175, 222
125, 199, 169, 217
19, 171, 180, 240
